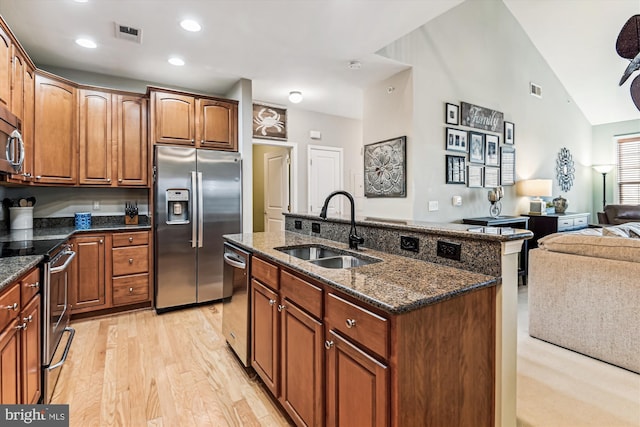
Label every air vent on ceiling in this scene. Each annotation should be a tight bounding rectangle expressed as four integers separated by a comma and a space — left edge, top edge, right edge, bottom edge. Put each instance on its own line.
114, 22, 142, 43
530, 82, 542, 98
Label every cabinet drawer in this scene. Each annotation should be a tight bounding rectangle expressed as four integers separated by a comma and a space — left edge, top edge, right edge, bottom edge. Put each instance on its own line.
112, 246, 149, 276
574, 216, 588, 228
281, 270, 322, 319
326, 293, 389, 360
252, 257, 279, 291
557, 218, 574, 231
20, 268, 40, 307
112, 231, 149, 247
0, 282, 20, 331
112, 274, 149, 305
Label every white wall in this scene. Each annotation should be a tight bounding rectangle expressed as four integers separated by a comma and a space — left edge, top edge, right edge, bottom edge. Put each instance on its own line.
363, 0, 594, 222
591, 119, 640, 216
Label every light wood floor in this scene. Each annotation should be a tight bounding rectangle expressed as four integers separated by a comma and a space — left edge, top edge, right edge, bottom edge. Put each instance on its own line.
53, 287, 640, 427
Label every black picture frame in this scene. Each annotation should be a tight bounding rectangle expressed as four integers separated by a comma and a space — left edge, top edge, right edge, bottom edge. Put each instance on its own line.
445, 127, 468, 152
446, 155, 466, 184
468, 131, 485, 163
485, 134, 499, 166
445, 103, 459, 125
504, 121, 515, 145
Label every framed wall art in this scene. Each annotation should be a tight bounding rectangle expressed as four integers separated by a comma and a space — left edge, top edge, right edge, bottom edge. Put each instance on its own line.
504, 121, 515, 145
445, 103, 459, 125
485, 134, 499, 166
469, 131, 485, 163
468, 165, 484, 188
484, 167, 500, 187
500, 146, 516, 185
445, 128, 467, 152
252, 103, 287, 140
446, 155, 466, 184
364, 136, 406, 197
460, 102, 504, 132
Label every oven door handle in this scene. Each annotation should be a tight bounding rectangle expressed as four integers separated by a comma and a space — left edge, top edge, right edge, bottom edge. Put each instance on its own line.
50, 251, 76, 274
47, 327, 75, 370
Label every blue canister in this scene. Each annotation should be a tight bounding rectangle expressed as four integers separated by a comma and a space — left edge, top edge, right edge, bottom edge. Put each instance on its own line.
75, 212, 92, 229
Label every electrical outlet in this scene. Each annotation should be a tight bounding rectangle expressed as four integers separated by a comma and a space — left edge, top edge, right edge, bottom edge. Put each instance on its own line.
437, 240, 461, 261
311, 222, 321, 233
93, 200, 100, 210
428, 201, 439, 211
452, 196, 462, 206
400, 236, 419, 252
294, 220, 302, 229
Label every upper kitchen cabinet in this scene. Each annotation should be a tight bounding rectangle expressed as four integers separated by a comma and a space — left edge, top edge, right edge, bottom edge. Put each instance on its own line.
77, 88, 150, 187
33, 72, 77, 185
0, 24, 11, 109
150, 88, 238, 151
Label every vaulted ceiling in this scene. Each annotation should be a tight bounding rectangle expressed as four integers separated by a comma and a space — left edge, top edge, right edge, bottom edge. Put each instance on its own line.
0, 0, 637, 125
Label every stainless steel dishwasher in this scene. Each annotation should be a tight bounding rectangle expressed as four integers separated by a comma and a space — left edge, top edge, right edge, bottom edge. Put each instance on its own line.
222, 242, 251, 367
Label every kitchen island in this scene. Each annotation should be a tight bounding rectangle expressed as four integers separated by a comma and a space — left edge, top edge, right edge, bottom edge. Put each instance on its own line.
225, 225, 530, 427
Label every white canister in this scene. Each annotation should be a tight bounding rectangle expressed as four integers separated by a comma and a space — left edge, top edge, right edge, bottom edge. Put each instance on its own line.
9, 206, 34, 230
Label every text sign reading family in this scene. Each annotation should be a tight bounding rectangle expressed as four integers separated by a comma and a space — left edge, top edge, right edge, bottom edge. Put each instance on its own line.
460, 102, 504, 132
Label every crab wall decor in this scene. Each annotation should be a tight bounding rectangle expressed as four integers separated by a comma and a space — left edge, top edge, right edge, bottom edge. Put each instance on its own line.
252, 103, 287, 140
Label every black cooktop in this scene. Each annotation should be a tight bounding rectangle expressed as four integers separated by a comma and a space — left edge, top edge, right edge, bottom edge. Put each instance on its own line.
0, 239, 66, 259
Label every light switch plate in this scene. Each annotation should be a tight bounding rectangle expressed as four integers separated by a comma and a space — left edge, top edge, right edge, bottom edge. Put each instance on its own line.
428, 201, 439, 211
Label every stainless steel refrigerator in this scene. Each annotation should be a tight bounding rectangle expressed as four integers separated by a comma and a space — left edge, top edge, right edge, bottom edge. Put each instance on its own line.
154, 145, 241, 311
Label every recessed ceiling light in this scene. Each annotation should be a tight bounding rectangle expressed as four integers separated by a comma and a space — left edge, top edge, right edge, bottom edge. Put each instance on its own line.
289, 91, 303, 103
168, 57, 185, 66
74, 0, 89, 3
180, 19, 201, 32
75, 38, 97, 48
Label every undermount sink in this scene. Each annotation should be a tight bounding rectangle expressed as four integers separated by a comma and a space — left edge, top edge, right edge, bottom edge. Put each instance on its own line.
308, 255, 380, 269
275, 244, 381, 269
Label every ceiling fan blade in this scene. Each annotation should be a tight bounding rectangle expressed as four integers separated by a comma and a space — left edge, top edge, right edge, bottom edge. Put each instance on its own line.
631, 74, 640, 111
616, 14, 640, 60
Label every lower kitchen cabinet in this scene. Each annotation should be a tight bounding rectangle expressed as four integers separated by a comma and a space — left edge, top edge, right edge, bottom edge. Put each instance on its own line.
0, 266, 41, 404
70, 230, 151, 316
248, 255, 496, 427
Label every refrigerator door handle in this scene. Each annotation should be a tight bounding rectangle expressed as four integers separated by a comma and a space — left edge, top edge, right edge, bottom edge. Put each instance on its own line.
191, 171, 197, 248
198, 171, 204, 248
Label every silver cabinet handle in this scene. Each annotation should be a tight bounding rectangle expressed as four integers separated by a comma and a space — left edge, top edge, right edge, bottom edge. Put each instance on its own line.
129, 237, 134, 242
99, 240, 103, 244
4, 303, 18, 311
346, 318, 357, 329
129, 258, 134, 264
107, 178, 111, 182
27, 281, 39, 288
324, 340, 334, 350
128, 287, 133, 294
23, 315, 33, 323
118, 178, 123, 182
268, 299, 276, 306
15, 322, 27, 330
277, 304, 286, 312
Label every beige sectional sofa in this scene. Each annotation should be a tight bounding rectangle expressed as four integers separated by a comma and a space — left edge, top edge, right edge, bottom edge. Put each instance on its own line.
528, 224, 640, 373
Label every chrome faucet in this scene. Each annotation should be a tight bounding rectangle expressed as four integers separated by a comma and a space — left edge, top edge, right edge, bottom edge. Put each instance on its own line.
319, 190, 364, 250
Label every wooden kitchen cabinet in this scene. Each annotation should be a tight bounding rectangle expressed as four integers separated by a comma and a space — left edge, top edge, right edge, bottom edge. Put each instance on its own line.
251, 278, 280, 396
79, 89, 112, 185
0, 24, 11, 109
150, 88, 238, 151
0, 316, 20, 404
69, 234, 107, 313
33, 72, 77, 185
115, 94, 148, 186
20, 293, 40, 404
111, 231, 150, 306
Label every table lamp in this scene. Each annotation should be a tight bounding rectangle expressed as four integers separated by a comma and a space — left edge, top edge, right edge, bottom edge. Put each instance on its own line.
592, 164, 614, 211
517, 179, 552, 215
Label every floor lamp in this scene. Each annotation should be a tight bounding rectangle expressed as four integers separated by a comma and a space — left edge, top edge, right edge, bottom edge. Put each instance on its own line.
593, 165, 614, 211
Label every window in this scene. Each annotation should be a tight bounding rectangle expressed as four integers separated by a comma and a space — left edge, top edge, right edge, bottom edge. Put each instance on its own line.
617, 135, 640, 204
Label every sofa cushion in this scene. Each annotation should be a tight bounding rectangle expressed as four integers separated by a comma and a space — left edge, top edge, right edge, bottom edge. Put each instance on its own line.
604, 204, 640, 224
538, 232, 640, 263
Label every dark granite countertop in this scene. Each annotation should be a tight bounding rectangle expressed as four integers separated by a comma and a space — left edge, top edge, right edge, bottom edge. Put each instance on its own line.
224, 231, 498, 314
0, 217, 151, 293
284, 212, 533, 242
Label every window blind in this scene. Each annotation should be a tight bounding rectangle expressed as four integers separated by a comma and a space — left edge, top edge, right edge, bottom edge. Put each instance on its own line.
617, 136, 640, 205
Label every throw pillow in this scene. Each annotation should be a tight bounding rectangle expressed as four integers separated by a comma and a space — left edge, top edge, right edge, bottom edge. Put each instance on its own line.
603, 226, 630, 238
608, 222, 640, 238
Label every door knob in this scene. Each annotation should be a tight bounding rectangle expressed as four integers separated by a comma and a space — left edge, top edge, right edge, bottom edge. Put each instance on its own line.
346, 318, 357, 328
129, 258, 134, 264
324, 340, 334, 350
268, 299, 276, 306
129, 237, 134, 242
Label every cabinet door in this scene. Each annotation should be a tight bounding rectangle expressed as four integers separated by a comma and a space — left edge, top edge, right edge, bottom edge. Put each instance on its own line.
33, 73, 77, 185
0, 25, 10, 108
196, 99, 237, 151
79, 89, 112, 185
20, 294, 40, 404
20, 66, 35, 181
10, 46, 24, 120
251, 278, 279, 396
0, 318, 20, 404
152, 91, 195, 145
325, 330, 389, 427
280, 299, 324, 427
116, 95, 148, 186
70, 235, 107, 312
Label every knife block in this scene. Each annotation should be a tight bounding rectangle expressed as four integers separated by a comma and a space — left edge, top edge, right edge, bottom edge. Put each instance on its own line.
125, 215, 139, 225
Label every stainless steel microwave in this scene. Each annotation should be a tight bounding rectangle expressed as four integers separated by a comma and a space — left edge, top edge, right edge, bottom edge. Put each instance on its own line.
0, 104, 24, 175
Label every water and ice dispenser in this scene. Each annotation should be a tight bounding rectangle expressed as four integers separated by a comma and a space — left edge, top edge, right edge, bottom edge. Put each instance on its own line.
166, 189, 190, 224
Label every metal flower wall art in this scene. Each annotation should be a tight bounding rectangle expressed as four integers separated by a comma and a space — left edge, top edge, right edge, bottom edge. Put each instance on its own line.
556, 147, 575, 192
616, 15, 640, 111
363, 136, 406, 197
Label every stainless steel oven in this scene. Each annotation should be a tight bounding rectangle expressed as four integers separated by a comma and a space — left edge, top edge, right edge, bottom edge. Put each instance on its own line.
42, 242, 76, 404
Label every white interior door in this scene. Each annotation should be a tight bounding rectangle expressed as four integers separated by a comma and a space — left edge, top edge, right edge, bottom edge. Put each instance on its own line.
264, 148, 290, 231
308, 145, 343, 214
